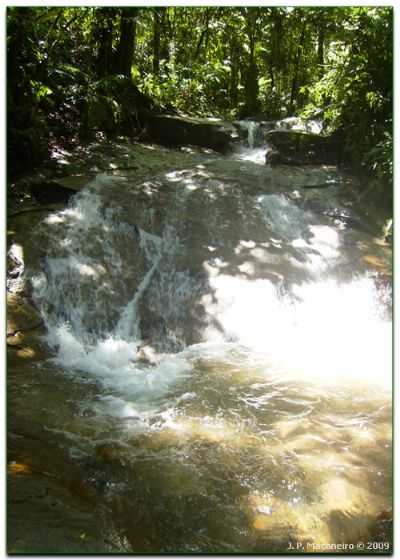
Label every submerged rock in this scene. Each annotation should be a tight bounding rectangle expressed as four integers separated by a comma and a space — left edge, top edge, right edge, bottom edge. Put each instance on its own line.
145, 114, 234, 153
265, 130, 339, 166
95, 443, 130, 467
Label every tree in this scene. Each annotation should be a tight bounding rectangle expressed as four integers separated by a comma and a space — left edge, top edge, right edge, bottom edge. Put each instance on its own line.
242, 8, 261, 117
94, 8, 115, 78
115, 8, 140, 77
7, 5, 392, 186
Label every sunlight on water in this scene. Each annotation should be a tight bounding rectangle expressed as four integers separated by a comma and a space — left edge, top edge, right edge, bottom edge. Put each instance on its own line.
203, 273, 391, 391
21, 161, 392, 552
292, 225, 340, 271
233, 147, 267, 165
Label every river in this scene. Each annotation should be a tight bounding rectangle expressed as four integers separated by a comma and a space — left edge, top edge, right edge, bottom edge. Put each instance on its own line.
7, 125, 392, 553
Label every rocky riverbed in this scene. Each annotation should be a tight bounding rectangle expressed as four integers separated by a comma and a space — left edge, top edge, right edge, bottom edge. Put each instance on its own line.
7, 131, 392, 553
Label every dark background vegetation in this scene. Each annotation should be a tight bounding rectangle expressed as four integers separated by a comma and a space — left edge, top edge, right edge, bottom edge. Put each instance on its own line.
7, 6, 392, 189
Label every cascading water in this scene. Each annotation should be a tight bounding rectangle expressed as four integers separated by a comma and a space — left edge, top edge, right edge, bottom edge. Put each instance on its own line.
232, 116, 325, 166
20, 151, 392, 552
233, 120, 267, 164
246, 121, 261, 149
30, 175, 195, 410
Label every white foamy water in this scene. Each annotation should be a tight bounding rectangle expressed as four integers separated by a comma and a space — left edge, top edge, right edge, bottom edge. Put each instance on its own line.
14, 145, 392, 553
233, 147, 267, 165
31, 167, 391, 431
47, 322, 191, 402
231, 117, 324, 166
232, 120, 267, 165
31, 175, 195, 412
202, 274, 391, 390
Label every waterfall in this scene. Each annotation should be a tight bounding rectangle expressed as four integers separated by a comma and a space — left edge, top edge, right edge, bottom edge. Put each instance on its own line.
12, 137, 392, 554
18, 152, 392, 553
30, 165, 391, 394
247, 121, 259, 149
234, 120, 263, 149
30, 174, 195, 401
232, 120, 266, 164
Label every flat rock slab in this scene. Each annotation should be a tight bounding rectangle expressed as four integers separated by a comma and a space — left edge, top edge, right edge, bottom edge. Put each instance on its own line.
7, 420, 119, 553
265, 130, 338, 166
28, 175, 93, 204
146, 114, 235, 153
51, 175, 93, 191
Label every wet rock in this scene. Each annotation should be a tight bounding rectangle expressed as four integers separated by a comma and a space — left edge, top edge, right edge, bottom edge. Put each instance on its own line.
29, 180, 78, 204
7, 293, 49, 363
371, 510, 392, 546
265, 130, 339, 166
265, 147, 281, 166
145, 114, 234, 153
7, 294, 43, 336
7, 468, 116, 553
95, 443, 130, 467
50, 175, 92, 192
23, 174, 90, 206
136, 344, 160, 365
7, 423, 119, 553
7, 332, 50, 364
7, 245, 25, 294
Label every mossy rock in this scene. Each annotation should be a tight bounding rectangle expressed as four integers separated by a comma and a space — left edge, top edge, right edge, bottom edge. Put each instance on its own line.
145, 114, 234, 153
265, 130, 339, 165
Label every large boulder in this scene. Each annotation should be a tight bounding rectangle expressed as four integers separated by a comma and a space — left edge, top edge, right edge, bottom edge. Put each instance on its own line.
265, 130, 339, 166
145, 114, 234, 153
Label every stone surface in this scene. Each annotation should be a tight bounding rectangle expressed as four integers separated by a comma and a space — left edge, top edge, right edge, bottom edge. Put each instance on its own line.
265, 130, 339, 166
7, 419, 120, 553
25, 174, 91, 205
6, 139, 392, 554
7, 293, 43, 336
145, 114, 235, 153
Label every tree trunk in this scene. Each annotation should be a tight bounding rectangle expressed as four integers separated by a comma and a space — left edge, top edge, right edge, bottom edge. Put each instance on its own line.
194, 8, 211, 59
115, 7, 139, 78
317, 26, 325, 75
242, 8, 260, 116
160, 8, 170, 64
229, 37, 240, 106
152, 8, 161, 76
289, 22, 306, 111
95, 7, 115, 78
272, 10, 284, 101
268, 63, 275, 92
244, 59, 259, 116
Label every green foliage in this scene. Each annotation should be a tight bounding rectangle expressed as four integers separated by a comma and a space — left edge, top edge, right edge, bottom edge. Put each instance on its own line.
7, 5, 392, 190
30, 81, 53, 101
364, 130, 393, 181
301, 7, 392, 183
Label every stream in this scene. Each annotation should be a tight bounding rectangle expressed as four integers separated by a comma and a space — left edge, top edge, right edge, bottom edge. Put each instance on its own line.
7, 123, 392, 553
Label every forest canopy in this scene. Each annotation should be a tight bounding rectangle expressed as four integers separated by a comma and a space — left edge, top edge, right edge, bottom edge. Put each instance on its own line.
7, 6, 392, 185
